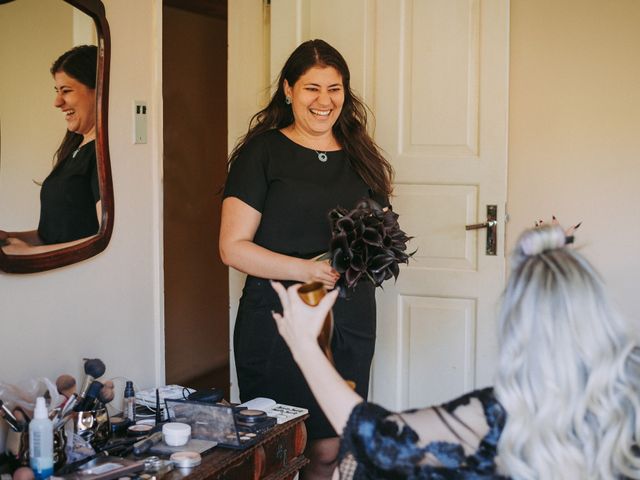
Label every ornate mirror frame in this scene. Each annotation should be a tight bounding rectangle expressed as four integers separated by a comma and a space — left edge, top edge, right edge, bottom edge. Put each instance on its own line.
0, 0, 113, 273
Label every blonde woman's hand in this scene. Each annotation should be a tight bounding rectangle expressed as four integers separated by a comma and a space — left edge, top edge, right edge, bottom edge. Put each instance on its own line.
271, 281, 339, 355
534, 216, 581, 241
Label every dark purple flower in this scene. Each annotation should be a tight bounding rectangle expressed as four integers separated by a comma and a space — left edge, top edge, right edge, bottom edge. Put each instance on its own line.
325, 198, 415, 292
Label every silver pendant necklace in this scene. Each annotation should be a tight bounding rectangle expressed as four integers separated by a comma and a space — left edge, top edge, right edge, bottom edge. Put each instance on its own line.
314, 150, 328, 162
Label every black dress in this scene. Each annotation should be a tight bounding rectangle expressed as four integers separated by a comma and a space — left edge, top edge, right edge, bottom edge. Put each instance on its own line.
223, 129, 387, 439
38, 141, 100, 244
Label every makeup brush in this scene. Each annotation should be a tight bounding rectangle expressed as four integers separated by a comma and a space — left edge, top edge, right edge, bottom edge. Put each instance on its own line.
98, 380, 115, 405
75, 380, 104, 412
77, 358, 106, 403
54, 394, 78, 429
0, 399, 20, 432
12, 408, 28, 431
155, 388, 162, 424
56, 374, 77, 400
56, 393, 78, 422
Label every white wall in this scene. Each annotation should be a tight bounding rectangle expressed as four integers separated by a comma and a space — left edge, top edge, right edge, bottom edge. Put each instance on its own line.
506, 0, 640, 322
0, 0, 163, 405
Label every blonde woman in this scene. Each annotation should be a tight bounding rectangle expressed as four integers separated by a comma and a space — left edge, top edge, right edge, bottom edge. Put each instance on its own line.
272, 225, 640, 479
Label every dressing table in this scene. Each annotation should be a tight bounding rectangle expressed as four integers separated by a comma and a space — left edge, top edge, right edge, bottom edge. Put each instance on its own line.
163, 415, 308, 480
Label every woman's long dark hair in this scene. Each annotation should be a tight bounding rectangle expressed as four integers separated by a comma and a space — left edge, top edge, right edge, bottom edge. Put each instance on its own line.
50, 45, 97, 168
229, 39, 394, 196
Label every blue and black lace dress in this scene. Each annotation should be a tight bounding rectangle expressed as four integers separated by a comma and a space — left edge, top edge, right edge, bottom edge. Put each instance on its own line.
338, 387, 508, 479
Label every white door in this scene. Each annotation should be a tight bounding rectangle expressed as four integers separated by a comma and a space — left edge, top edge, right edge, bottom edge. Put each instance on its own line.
266, 0, 510, 410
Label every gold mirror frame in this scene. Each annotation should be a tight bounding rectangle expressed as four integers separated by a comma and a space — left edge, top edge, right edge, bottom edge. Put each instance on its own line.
0, 0, 113, 273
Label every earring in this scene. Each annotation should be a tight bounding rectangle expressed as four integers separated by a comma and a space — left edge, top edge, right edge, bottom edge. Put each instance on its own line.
285, 96, 292, 105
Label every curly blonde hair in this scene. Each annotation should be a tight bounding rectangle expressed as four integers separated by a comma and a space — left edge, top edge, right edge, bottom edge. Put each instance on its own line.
494, 225, 640, 479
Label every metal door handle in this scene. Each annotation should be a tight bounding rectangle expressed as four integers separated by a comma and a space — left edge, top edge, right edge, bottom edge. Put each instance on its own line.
465, 220, 496, 230
465, 205, 497, 255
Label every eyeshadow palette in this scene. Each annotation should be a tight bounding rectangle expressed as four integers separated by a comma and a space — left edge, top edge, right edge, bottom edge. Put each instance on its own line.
164, 399, 276, 450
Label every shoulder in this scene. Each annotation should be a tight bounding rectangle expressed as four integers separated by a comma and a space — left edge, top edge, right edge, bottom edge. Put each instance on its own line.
441, 387, 497, 411
441, 387, 504, 426
241, 129, 285, 154
231, 129, 285, 169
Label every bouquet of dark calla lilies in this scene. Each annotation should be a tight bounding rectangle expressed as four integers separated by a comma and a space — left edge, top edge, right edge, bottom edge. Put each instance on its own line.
318, 199, 415, 292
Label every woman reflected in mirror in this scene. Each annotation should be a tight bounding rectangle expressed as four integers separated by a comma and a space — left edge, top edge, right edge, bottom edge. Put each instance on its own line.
0, 45, 100, 255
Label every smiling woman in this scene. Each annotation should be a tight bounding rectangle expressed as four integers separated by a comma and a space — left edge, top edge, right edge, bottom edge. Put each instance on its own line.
219, 39, 394, 479
0, 0, 113, 273
2, 45, 101, 253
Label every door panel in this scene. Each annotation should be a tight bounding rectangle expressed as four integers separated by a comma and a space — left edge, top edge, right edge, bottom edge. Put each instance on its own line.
402, 295, 476, 407
393, 184, 478, 270
373, 0, 509, 410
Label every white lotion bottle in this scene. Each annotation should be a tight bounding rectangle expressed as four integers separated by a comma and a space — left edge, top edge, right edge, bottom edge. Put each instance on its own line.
29, 397, 54, 479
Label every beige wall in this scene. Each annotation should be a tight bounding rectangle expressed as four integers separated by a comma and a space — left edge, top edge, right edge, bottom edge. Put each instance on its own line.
507, 0, 640, 321
0, 0, 163, 432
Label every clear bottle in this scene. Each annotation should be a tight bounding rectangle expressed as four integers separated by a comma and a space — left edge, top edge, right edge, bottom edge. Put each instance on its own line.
29, 397, 54, 480
124, 381, 136, 422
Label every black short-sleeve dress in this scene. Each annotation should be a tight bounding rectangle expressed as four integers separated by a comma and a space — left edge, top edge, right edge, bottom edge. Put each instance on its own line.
224, 129, 387, 439
38, 141, 100, 244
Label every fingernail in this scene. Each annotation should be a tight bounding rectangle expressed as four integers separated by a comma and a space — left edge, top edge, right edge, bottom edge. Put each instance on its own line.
552, 215, 556, 220
574, 221, 582, 229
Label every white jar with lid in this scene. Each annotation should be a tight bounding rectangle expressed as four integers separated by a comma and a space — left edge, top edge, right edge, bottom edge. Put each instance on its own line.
162, 422, 191, 446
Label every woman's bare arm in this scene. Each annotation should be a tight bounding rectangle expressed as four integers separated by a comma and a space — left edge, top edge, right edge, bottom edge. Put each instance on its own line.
219, 197, 339, 287
1, 200, 103, 255
271, 282, 361, 434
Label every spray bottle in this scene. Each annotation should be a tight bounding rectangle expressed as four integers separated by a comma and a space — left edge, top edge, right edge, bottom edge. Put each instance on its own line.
29, 397, 53, 479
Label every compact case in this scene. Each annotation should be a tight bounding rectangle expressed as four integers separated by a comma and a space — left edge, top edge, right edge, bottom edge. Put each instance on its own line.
235, 409, 277, 434
170, 451, 202, 468
164, 399, 276, 449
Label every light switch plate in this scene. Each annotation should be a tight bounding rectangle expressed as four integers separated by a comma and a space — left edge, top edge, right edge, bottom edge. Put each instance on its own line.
134, 101, 147, 144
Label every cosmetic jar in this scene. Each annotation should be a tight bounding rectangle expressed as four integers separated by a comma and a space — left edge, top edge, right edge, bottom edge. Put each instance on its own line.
162, 422, 191, 446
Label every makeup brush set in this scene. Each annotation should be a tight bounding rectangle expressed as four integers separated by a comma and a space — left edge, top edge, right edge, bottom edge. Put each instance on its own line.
0, 358, 113, 470
58, 359, 113, 448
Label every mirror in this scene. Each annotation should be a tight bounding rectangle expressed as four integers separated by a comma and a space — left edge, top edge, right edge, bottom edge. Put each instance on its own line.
0, 0, 112, 273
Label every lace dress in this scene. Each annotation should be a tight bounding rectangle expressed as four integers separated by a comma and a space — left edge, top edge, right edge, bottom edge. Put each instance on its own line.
338, 387, 508, 479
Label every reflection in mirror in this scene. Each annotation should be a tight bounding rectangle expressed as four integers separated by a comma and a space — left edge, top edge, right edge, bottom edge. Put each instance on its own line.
0, 0, 113, 273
